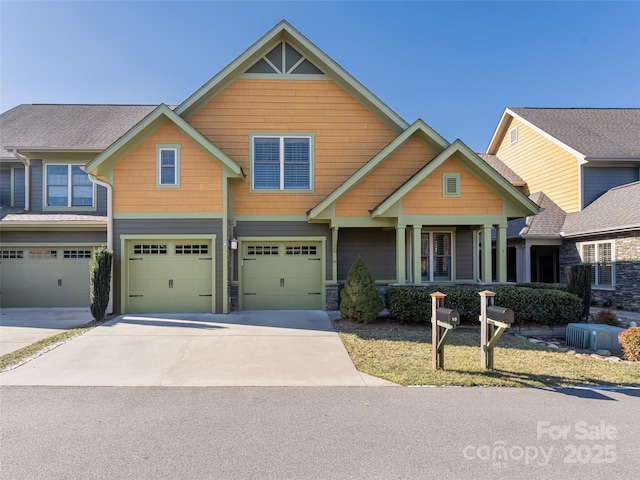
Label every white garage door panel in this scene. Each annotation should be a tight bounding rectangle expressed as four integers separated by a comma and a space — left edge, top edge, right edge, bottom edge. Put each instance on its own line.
0, 248, 92, 307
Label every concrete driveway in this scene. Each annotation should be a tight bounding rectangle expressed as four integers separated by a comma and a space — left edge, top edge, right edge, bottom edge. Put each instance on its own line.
0, 307, 93, 356
0, 310, 393, 387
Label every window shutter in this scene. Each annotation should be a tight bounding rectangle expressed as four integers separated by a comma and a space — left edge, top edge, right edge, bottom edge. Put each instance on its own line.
442, 174, 460, 197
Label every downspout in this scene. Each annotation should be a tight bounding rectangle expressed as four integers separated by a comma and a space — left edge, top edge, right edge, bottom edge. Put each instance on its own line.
83, 169, 114, 315
11, 148, 30, 211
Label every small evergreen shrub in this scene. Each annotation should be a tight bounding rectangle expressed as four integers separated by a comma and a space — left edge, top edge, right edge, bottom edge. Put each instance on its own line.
340, 257, 383, 323
619, 327, 640, 362
517, 282, 568, 292
90, 246, 113, 322
565, 264, 592, 320
385, 287, 431, 324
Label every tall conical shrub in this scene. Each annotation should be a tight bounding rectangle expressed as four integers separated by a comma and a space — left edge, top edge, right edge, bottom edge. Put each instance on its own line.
90, 246, 113, 322
565, 264, 592, 320
340, 256, 383, 324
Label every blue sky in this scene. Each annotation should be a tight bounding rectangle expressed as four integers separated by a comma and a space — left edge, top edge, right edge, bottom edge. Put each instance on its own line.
1, 1, 639, 152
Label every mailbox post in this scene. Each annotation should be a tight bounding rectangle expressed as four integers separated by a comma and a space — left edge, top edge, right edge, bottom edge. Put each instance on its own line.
430, 292, 459, 370
478, 290, 514, 369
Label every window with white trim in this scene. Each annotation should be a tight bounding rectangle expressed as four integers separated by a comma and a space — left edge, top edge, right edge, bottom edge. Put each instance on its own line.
252, 136, 312, 190
157, 146, 180, 187
581, 241, 614, 287
46, 165, 93, 207
421, 232, 452, 282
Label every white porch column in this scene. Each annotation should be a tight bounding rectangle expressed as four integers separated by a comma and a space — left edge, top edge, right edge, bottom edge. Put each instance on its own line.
495, 224, 507, 283
396, 225, 406, 283
412, 225, 422, 284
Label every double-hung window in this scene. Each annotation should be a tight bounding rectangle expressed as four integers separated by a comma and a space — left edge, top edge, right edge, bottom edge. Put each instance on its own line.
46, 164, 93, 207
421, 232, 453, 282
157, 146, 180, 187
581, 241, 614, 287
252, 136, 312, 191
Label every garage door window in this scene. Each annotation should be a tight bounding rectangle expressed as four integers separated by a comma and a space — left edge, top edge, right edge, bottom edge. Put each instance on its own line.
29, 250, 57, 259
1, 250, 24, 258
64, 250, 92, 259
175, 244, 209, 255
133, 244, 167, 255
286, 245, 317, 255
247, 245, 279, 255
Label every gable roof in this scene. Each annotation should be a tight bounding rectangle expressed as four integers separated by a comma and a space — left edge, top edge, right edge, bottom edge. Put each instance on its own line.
562, 181, 640, 237
85, 104, 243, 178
0, 104, 158, 158
176, 20, 409, 133
487, 107, 640, 158
477, 153, 526, 186
506, 192, 566, 240
371, 139, 539, 218
307, 119, 449, 219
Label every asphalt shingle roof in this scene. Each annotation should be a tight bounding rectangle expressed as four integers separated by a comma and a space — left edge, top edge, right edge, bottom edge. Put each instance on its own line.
510, 108, 640, 158
477, 154, 525, 185
0, 104, 159, 157
562, 181, 640, 237
506, 192, 566, 239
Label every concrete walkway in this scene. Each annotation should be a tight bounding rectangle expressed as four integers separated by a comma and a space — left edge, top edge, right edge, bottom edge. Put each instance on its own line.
0, 310, 395, 387
0, 307, 94, 356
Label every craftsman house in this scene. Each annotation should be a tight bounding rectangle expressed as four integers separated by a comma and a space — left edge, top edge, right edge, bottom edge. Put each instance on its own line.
487, 108, 640, 311
0, 21, 538, 313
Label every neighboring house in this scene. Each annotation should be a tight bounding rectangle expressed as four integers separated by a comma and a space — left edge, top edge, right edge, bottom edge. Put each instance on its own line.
0, 21, 538, 313
487, 108, 640, 311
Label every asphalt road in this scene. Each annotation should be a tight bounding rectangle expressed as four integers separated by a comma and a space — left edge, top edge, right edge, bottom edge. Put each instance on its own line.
2, 386, 638, 479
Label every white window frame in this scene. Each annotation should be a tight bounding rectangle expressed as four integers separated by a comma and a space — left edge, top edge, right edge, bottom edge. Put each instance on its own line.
580, 240, 615, 289
509, 127, 519, 145
157, 145, 181, 188
421, 231, 454, 282
250, 134, 313, 192
44, 163, 95, 210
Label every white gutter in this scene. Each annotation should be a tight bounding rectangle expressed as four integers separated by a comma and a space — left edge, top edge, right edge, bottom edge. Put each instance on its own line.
10, 148, 30, 211
83, 169, 114, 315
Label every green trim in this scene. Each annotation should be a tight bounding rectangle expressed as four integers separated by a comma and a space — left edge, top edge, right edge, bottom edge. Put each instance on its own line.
114, 212, 224, 219
308, 120, 449, 220
249, 133, 315, 193
239, 73, 326, 81
0, 242, 101, 247
41, 162, 97, 213
156, 144, 181, 189
175, 20, 409, 132
85, 104, 243, 179
222, 170, 229, 313
233, 214, 309, 222
329, 217, 397, 228
399, 214, 506, 226
372, 139, 539, 218
442, 173, 461, 198
120, 234, 217, 314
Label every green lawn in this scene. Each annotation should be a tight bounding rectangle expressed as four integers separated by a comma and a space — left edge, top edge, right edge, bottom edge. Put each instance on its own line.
337, 323, 640, 387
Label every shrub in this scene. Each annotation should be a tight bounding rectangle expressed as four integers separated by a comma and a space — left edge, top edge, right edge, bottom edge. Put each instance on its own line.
517, 282, 568, 292
565, 264, 592, 320
90, 246, 113, 322
495, 287, 583, 326
385, 287, 431, 324
619, 328, 640, 362
340, 257, 383, 323
594, 309, 621, 327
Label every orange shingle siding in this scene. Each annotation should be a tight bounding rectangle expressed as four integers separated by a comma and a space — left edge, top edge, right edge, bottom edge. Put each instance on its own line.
402, 156, 503, 215
494, 117, 579, 213
336, 137, 435, 217
187, 79, 397, 215
113, 122, 223, 212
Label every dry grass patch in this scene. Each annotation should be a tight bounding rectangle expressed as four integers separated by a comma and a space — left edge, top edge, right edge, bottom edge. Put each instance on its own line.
336, 322, 640, 387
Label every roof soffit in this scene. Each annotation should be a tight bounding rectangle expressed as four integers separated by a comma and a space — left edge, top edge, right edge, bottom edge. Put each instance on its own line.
175, 20, 409, 132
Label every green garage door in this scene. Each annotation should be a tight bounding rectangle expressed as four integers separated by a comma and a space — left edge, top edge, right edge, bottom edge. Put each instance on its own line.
0, 247, 93, 307
126, 240, 214, 313
241, 241, 323, 310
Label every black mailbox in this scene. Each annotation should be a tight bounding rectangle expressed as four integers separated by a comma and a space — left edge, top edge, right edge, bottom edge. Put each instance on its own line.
486, 305, 514, 324
436, 307, 460, 326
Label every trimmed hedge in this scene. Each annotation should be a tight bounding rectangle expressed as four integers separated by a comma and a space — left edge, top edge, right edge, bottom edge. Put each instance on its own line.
516, 282, 568, 292
386, 286, 583, 326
